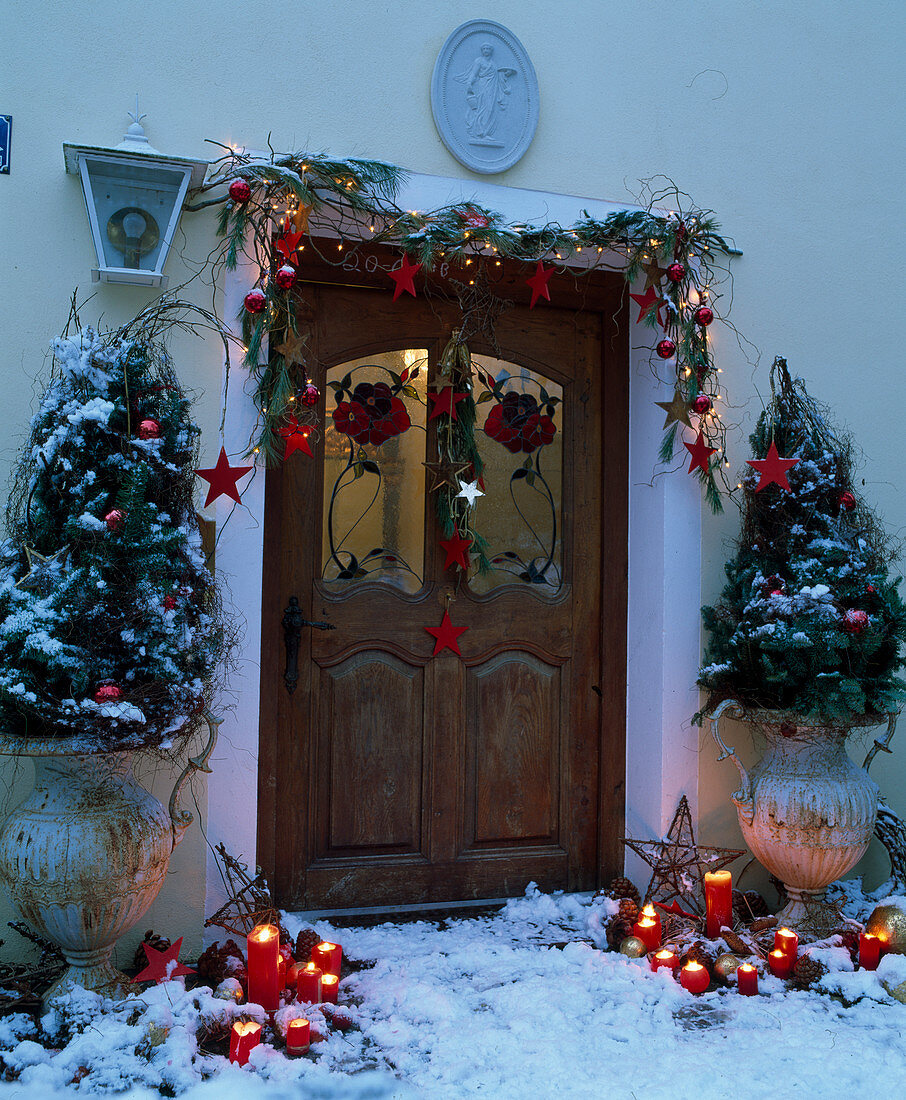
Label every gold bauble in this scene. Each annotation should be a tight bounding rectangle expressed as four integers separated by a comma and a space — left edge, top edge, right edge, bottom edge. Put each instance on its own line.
713, 952, 742, 982
865, 904, 906, 955
881, 976, 906, 1004
618, 936, 648, 959
213, 977, 244, 1002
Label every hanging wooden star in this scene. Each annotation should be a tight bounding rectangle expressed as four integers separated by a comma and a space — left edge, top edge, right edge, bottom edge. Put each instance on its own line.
629, 286, 664, 325
427, 386, 468, 421
641, 258, 669, 290
683, 430, 716, 475
133, 937, 196, 984
424, 609, 468, 656
388, 255, 422, 299
276, 228, 304, 264
525, 261, 554, 309
292, 204, 312, 235
655, 389, 693, 429
439, 534, 472, 571
455, 478, 485, 506
746, 441, 799, 492
423, 460, 471, 493
274, 330, 307, 364
196, 448, 254, 507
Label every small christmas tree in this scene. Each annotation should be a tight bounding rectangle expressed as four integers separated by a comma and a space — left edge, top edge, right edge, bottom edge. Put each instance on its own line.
699, 357, 906, 722
0, 317, 227, 748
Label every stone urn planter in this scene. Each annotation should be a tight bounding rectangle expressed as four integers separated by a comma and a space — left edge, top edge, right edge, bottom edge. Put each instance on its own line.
709, 700, 897, 935
0, 717, 218, 998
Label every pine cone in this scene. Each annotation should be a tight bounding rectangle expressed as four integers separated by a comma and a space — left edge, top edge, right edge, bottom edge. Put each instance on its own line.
680, 941, 715, 974
617, 898, 640, 923
133, 930, 171, 972
196, 939, 245, 985
606, 877, 641, 905
733, 889, 770, 922
792, 954, 826, 989
295, 928, 322, 962
606, 917, 636, 951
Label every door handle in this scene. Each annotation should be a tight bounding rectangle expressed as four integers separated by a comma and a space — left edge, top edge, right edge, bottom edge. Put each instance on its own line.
282, 596, 336, 695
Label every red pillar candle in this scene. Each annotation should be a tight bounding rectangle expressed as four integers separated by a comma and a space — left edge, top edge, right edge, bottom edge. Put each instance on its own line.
768, 949, 793, 978
229, 1020, 262, 1066
680, 961, 710, 994
774, 927, 798, 960
285, 1018, 310, 1056
859, 933, 881, 971
311, 941, 343, 978
639, 905, 662, 941
737, 963, 758, 995
704, 870, 733, 939
278, 953, 287, 992
297, 962, 323, 1003
650, 949, 679, 973
320, 973, 339, 1004
247, 923, 281, 1011
632, 916, 661, 953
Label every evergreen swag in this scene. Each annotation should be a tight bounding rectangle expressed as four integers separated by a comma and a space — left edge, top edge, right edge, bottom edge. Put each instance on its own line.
0, 311, 228, 748
698, 358, 906, 723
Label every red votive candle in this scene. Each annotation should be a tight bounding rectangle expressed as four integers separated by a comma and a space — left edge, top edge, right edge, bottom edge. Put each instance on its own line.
320, 973, 339, 1004
704, 870, 733, 939
737, 963, 758, 995
297, 962, 323, 1003
285, 1018, 310, 1056
859, 933, 881, 971
680, 961, 710, 994
774, 927, 798, 960
311, 941, 343, 977
650, 949, 679, 973
768, 949, 793, 978
247, 923, 281, 1011
632, 916, 661, 953
229, 1020, 262, 1066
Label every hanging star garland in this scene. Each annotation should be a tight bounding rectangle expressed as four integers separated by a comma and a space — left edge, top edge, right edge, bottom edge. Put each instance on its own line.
133, 937, 196, 985
683, 431, 716, 475
275, 228, 304, 264
525, 261, 554, 308
438, 534, 472, 571
423, 459, 471, 494
425, 609, 468, 656
292, 204, 312, 235
274, 330, 307, 365
279, 416, 314, 459
455, 479, 484, 506
388, 254, 422, 299
746, 441, 799, 492
196, 447, 254, 507
641, 257, 669, 290
427, 386, 468, 421
656, 389, 693, 430
629, 286, 665, 326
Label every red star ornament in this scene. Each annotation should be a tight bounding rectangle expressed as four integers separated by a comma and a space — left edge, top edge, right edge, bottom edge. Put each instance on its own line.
424, 609, 468, 656
427, 386, 468, 421
196, 447, 253, 507
746, 441, 799, 492
279, 415, 314, 460
388, 255, 422, 300
133, 937, 196, 984
276, 228, 304, 264
525, 261, 553, 308
683, 431, 716, 475
629, 286, 665, 326
439, 534, 473, 571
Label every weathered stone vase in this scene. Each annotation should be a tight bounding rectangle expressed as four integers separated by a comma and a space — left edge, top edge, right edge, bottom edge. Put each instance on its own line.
0, 733, 197, 998
709, 702, 894, 935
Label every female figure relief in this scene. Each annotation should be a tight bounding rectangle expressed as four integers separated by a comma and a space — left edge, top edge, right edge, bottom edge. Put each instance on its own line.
457, 43, 516, 143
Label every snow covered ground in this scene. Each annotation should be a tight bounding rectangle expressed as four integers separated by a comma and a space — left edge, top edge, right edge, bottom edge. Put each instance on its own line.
0, 885, 905, 1098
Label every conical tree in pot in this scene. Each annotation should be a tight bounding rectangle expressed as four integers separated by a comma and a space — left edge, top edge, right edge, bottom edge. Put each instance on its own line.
699, 357, 906, 933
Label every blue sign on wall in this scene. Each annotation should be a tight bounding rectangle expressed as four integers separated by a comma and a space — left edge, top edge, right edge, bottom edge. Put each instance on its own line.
0, 116, 10, 175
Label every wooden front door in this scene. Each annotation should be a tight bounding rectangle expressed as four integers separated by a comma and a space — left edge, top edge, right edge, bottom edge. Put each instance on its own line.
259, 271, 627, 911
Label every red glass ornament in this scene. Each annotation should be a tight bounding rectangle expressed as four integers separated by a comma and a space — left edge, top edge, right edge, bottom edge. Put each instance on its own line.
275, 264, 297, 290
228, 178, 251, 204
244, 289, 266, 314
656, 338, 676, 359
104, 509, 125, 531
667, 262, 686, 283
839, 491, 856, 511
842, 609, 869, 634
138, 418, 161, 440
163, 594, 177, 611
692, 394, 712, 414
94, 682, 123, 704
299, 382, 320, 407
694, 306, 714, 327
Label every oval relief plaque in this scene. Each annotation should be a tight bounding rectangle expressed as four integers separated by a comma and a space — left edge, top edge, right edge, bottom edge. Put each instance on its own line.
431, 20, 539, 175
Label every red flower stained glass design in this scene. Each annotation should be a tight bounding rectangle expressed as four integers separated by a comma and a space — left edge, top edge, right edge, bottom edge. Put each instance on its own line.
332, 382, 410, 446
484, 392, 556, 454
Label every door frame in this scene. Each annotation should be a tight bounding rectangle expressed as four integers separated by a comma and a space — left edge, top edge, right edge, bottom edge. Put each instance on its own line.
203, 170, 703, 927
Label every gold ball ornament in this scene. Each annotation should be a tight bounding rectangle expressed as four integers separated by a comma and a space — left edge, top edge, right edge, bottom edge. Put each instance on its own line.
881, 976, 906, 1004
618, 936, 648, 959
213, 977, 244, 1002
865, 903, 906, 955
713, 952, 742, 982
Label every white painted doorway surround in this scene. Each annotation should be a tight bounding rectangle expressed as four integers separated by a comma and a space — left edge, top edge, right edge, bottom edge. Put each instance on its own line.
204, 170, 702, 926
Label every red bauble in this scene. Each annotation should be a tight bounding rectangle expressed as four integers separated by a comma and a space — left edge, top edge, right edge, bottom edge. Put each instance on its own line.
138, 418, 161, 440
244, 289, 266, 314
163, 594, 177, 611
299, 382, 320, 407
692, 394, 712, 415
839, 491, 856, 512
104, 509, 125, 531
762, 574, 785, 598
94, 682, 123, 704
667, 262, 686, 283
229, 178, 252, 204
275, 264, 297, 290
694, 306, 714, 327
656, 339, 677, 359
842, 609, 869, 634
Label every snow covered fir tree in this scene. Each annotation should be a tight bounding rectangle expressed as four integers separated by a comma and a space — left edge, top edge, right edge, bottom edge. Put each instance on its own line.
699, 357, 906, 722
0, 316, 226, 748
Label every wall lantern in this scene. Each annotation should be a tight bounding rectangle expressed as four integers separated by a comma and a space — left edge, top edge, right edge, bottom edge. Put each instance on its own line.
63, 105, 207, 289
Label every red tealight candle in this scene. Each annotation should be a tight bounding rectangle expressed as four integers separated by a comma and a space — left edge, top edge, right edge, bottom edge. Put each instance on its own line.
650, 949, 678, 973
632, 915, 661, 953
229, 1020, 262, 1066
774, 927, 798, 960
285, 1018, 310, 1056
320, 973, 339, 1004
247, 923, 281, 1011
680, 961, 710, 994
859, 933, 881, 971
311, 941, 343, 978
297, 962, 323, 1003
737, 963, 758, 996
704, 870, 733, 939
768, 949, 793, 978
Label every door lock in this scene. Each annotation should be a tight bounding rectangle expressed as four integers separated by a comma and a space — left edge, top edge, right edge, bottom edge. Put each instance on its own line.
282, 596, 335, 695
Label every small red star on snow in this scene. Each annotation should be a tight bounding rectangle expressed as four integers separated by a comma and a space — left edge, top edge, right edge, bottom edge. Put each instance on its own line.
279, 416, 314, 460
388, 255, 422, 299
196, 447, 253, 507
438, 534, 472, 571
629, 286, 665, 326
276, 228, 304, 264
746, 441, 799, 492
133, 937, 196, 984
427, 387, 468, 421
525, 261, 554, 308
683, 431, 716, 475
424, 610, 468, 656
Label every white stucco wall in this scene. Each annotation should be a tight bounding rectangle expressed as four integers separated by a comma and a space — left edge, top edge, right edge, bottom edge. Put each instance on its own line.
3, 1, 905, 960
